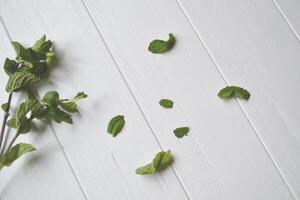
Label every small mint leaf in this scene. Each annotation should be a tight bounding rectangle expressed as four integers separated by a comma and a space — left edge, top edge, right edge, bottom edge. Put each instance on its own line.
136, 150, 173, 175
173, 127, 189, 138
148, 33, 175, 54
218, 86, 250, 100
159, 99, 173, 108
107, 115, 125, 137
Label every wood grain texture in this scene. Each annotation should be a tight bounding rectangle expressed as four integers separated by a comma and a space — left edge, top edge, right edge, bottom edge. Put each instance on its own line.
0, 0, 299, 199
0, 0, 189, 199
273, 0, 300, 40
176, 0, 300, 198
0, 18, 86, 200
81, 0, 295, 199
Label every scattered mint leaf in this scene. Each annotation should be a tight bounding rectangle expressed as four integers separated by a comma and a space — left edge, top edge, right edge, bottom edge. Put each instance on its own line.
0, 143, 35, 170
136, 150, 173, 175
107, 115, 125, 137
1, 103, 8, 113
218, 86, 250, 100
148, 33, 175, 54
6, 71, 40, 93
135, 163, 155, 175
3, 58, 18, 76
173, 127, 189, 138
159, 99, 173, 108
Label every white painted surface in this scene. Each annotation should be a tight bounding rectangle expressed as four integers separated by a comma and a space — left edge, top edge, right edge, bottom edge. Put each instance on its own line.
0, 0, 299, 199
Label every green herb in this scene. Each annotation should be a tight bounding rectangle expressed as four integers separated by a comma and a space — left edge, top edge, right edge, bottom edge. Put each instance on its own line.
0, 143, 35, 169
1, 103, 8, 113
218, 86, 250, 100
136, 150, 173, 175
6, 71, 40, 93
173, 127, 189, 138
0, 36, 87, 170
107, 115, 125, 137
148, 33, 175, 54
159, 99, 173, 108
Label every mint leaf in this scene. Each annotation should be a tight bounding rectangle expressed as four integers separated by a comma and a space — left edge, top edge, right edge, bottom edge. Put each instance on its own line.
107, 115, 125, 137
152, 150, 173, 170
42, 91, 60, 107
59, 91, 87, 113
3, 58, 18, 76
46, 52, 56, 66
136, 150, 173, 175
159, 99, 173, 108
11, 41, 25, 58
135, 163, 155, 175
148, 33, 175, 54
72, 92, 88, 101
32, 35, 53, 53
1, 103, 8, 113
59, 101, 77, 113
0, 143, 35, 170
48, 107, 72, 124
6, 119, 16, 128
173, 127, 189, 138
218, 86, 250, 100
6, 71, 40, 93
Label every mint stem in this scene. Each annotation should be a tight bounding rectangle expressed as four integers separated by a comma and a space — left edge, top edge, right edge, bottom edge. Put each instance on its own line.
6, 133, 18, 153
0, 93, 13, 154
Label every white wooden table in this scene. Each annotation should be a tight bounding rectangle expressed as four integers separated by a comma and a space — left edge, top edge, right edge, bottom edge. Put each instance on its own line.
0, 0, 299, 199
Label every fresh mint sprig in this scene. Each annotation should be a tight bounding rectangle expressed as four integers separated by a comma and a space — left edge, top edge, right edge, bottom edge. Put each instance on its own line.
0, 35, 87, 170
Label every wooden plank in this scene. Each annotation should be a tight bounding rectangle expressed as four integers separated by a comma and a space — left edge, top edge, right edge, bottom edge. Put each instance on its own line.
0, 0, 190, 199
0, 19, 86, 200
176, 0, 300, 198
81, 0, 295, 199
272, 0, 300, 40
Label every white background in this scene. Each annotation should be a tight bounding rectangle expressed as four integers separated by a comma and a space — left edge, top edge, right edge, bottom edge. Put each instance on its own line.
0, 0, 299, 199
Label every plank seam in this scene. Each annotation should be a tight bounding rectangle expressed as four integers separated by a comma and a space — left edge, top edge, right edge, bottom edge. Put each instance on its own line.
174, 1, 298, 199
272, 0, 300, 43
78, 0, 192, 199
0, 14, 90, 200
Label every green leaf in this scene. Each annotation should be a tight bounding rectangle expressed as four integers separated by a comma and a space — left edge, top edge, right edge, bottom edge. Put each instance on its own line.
46, 52, 56, 66
136, 150, 173, 175
49, 107, 72, 124
3, 58, 18, 75
107, 115, 125, 137
135, 163, 155, 175
218, 86, 250, 100
11, 99, 47, 134
173, 127, 189, 138
6, 119, 16, 128
59, 101, 77, 113
11, 41, 25, 57
42, 91, 60, 107
1, 103, 8, 113
159, 99, 173, 108
32, 35, 53, 53
72, 92, 88, 101
6, 71, 40, 93
148, 33, 175, 54
153, 150, 173, 170
0, 143, 35, 170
